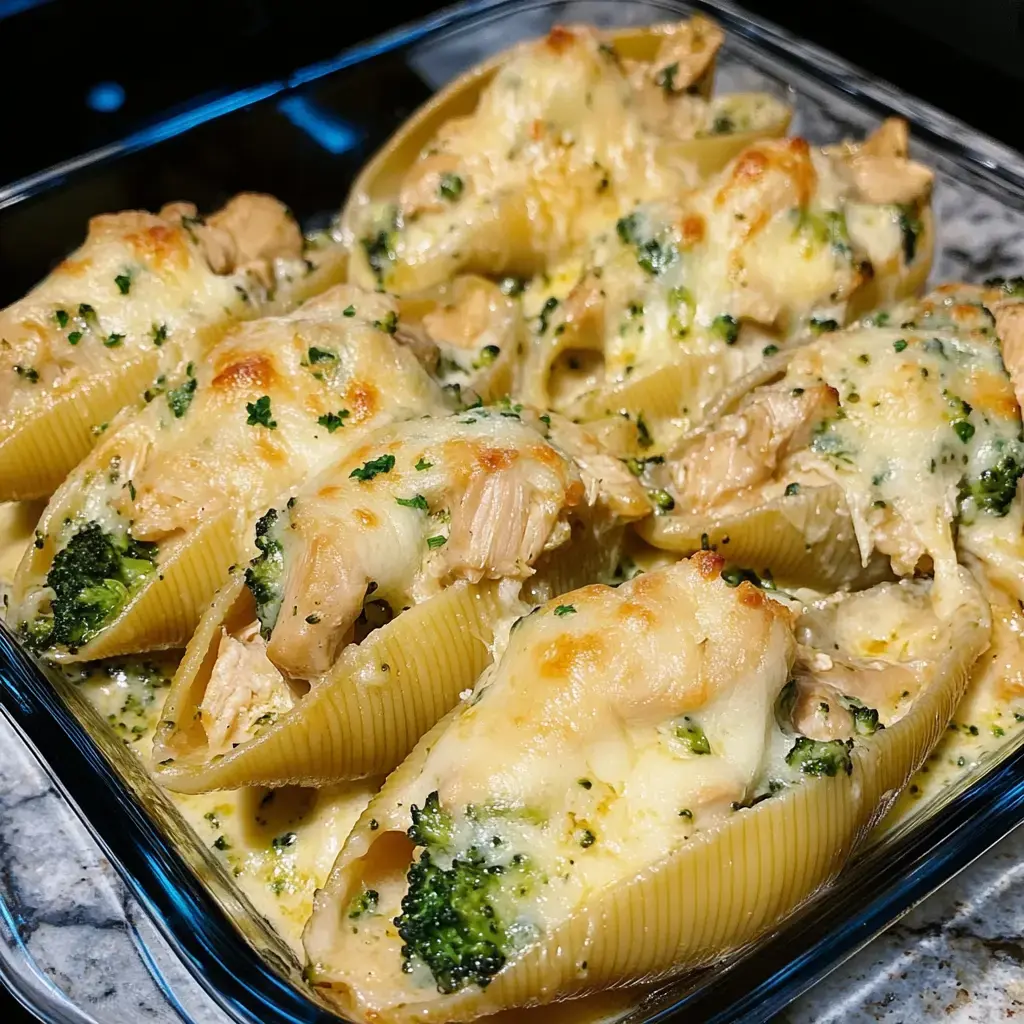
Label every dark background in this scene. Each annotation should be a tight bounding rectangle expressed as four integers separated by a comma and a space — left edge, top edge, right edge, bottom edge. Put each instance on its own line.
1, 0, 1022, 1020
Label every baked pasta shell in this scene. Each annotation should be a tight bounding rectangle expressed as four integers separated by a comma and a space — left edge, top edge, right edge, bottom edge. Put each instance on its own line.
155, 524, 624, 792
343, 21, 789, 293
636, 484, 870, 590
303, 575, 989, 1023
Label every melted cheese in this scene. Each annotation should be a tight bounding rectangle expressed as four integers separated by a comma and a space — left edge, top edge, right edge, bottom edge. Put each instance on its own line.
0, 195, 307, 429
306, 554, 796, 1012
200, 406, 641, 703
13, 285, 445, 639
520, 131, 930, 440
353, 19, 789, 291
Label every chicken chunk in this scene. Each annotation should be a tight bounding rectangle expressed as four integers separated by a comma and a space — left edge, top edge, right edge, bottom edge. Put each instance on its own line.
192, 193, 303, 285
200, 622, 296, 755
673, 381, 838, 510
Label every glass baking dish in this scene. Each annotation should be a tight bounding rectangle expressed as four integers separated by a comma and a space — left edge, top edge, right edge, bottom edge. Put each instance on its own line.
3, 1, 1024, 1022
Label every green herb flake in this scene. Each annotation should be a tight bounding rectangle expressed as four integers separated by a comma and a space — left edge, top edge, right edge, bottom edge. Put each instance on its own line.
115, 273, 132, 295
13, 365, 39, 383
415, 457, 433, 471
67, 331, 83, 345
350, 454, 396, 482
553, 604, 576, 617
246, 395, 277, 429
55, 309, 69, 328
343, 305, 356, 317
426, 535, 447, 549
104, 333, 125, 348
893, 338, 908, 353
317, 409, 350, 433
373, 310, 398, 335
396, 494, 429, 512
308, 346, 337, 364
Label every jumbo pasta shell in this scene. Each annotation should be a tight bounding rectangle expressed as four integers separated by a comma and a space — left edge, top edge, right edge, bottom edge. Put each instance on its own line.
304, 577, 989, 1023
0, 351, 161, 501
156, 579, 506, 792
636, 484, 869, 590
71, 508, 247, 661
155, 525, 624, 793
343, 19, 789, 292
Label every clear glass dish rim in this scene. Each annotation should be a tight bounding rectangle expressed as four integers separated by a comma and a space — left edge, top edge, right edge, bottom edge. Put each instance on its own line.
2, 2, 1024, 1023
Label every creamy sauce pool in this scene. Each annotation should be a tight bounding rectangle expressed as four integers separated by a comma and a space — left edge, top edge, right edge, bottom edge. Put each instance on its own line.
1, 501, 1021, 1016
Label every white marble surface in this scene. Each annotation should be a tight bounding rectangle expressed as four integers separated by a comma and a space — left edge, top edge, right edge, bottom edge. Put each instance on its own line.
2, 704, 1023, 1024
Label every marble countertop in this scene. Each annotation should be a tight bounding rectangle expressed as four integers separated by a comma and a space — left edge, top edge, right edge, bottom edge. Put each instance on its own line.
2, 705, 1022, 1024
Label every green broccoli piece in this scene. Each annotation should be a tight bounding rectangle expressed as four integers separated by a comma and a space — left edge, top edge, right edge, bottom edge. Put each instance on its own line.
348, 888, 380, 920
785, 736, 853, 777
958, 450, 1024, 519
244, 508, 286, 639
615, 211, 678, 276
840, 696, 882, 736
361, 207, 399, 284
675, 716, 711, 755
27, 522, 157, 652
396, 791, 533, 994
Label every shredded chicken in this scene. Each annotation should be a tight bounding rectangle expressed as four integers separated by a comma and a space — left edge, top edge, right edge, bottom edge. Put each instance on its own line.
788, 674, 857, 741
834, 118, 933, 207
673, 382, 838, 510
200, 622, 296, 755
545, 415, 650, 522
192, 193, 303, 285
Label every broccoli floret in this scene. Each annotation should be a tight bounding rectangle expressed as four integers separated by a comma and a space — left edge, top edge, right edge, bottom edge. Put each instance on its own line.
347, 887, 380, 920
785, 736, 854, 777
395, 791, 533, 994
244, 508, 286, 640
958, 450, 1024, 519
840, 696, 883, 736
27, 522, 157, 652
407, 791, 454, 850
615, 211, 678, 276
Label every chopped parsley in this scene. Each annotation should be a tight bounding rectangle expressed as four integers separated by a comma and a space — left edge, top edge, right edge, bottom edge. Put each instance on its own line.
893, 338, 908, 352
426, 535, 447, 549
654, 61, 680, 95
396, 494, 429, 511
809, 317, 839, 336
104, 333, 125, 348
554, 604, 576, 616
373, 310, 398, 335
649, 488, 676, 513
167, 364, 197, 418
151, 323, 168, 346
350, 454, 396, 481
115, 273, 132, 295
317, 409, 350, 433
536, 296, 559, 334
343, 305, 356, 317
55, 309, 69, 328
13, 365, 39, 383
415, 457, 433, 471
67, 331, 83, 345
615, 211, 678, 276
784, 482, 801, 496
307, 346, 337, 364
246, 395, 277, 429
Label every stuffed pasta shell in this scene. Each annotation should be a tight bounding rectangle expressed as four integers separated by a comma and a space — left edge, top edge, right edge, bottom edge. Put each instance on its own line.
394, 275, 521, 404
0, 193, 345, 501
153, 406, 649, 793
639, 284, 1024, 604
519, 120, 934, 455
302, 553, 988, 1022
345, 17, 790, 293
11, 285, 444, 662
